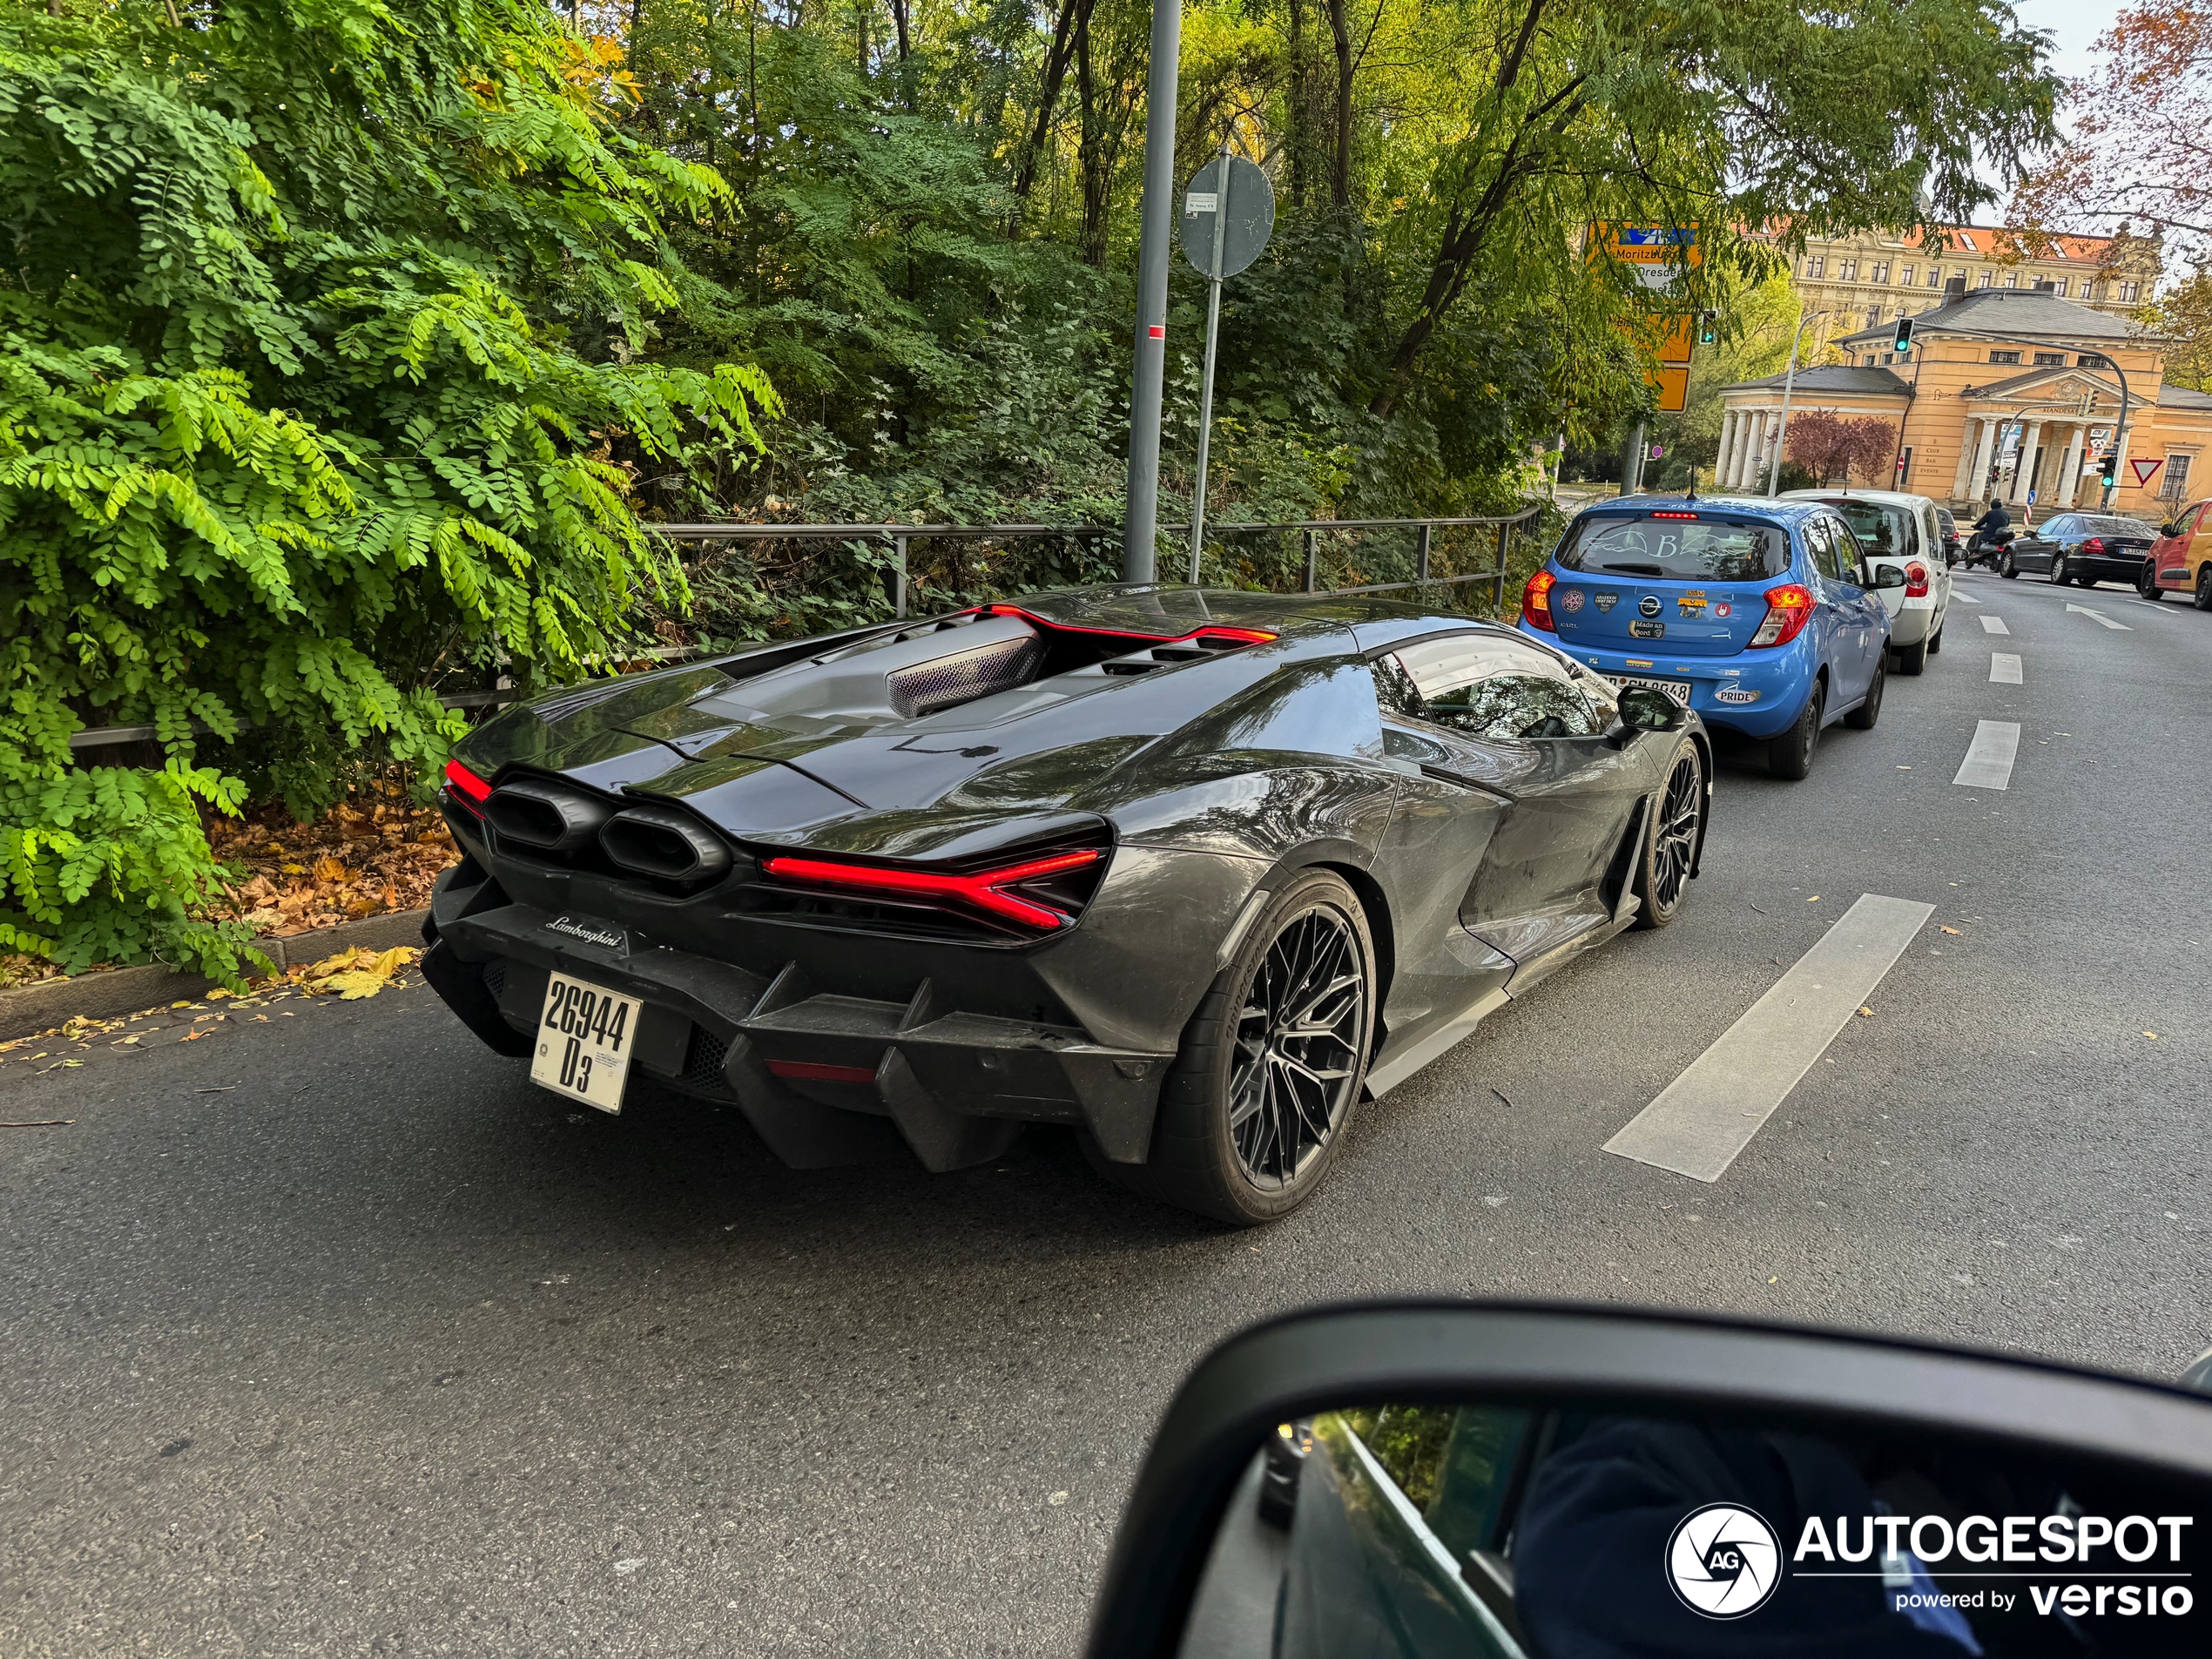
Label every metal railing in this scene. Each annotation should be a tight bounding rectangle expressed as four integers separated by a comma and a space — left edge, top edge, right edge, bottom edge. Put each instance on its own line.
649, 507, 1545, 617
650, 522, 1117, 619
58, 507, 1549, 750
1196, 509, 1544, 610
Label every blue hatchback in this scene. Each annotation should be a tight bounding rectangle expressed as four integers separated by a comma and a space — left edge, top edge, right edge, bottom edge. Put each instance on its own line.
1517, 494, 1891, 779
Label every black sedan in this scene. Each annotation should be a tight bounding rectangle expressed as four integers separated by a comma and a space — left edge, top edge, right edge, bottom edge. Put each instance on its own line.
423, 587, 1710, 1224
2001, 512, 2162, 585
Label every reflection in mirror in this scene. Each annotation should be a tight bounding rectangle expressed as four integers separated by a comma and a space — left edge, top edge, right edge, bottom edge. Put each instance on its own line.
1615, 686, 1683, 734
1177, 1399, 2208, 1657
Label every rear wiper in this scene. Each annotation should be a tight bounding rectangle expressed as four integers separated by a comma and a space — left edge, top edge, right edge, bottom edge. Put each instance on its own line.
1599, 562, 1666, 575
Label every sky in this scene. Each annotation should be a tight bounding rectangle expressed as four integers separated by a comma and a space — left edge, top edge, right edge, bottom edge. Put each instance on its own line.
1970, 0, 2121, 221
2013, 0, 2113, 80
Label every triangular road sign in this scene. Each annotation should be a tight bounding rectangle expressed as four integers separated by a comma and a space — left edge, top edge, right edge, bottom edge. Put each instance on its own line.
2129, 456, 2164, 486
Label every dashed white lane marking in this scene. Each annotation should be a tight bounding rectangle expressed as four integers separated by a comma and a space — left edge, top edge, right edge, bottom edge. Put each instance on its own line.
1954, 720, 2021, 789
1990, 652, 2023, 685
1979, 615, 2011, 635
1604, 894, 1935, 1183
1950, 590, 1982, 604
2066, 603, 2131, 631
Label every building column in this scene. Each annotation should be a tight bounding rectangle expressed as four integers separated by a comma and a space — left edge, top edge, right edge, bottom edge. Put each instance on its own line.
2010, 419, 2045, 508
1730, 413, 1757, 489
1715, 409, 1740, 490
1951, 416, 1986, 501
2056, 424, 2086, 508
1966, 416, 2000, 505
1758, 409, 1783, 490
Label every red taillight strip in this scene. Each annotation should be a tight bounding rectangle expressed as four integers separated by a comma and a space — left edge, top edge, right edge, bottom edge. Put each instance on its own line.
443, 759, 493, 805
974, 605, 1276, 648
766, 1060, 880, 1083
759, 846, 1106, 931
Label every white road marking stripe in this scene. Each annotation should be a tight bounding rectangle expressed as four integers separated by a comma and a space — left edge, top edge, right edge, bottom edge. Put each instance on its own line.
1604, 894, 1934, 1183
1950, 590, 1982, 604
1989, 652, 2023, 685
1978, 614, 2010, 634
1953, 720, 2021, 789
2065, 603, 2131, 631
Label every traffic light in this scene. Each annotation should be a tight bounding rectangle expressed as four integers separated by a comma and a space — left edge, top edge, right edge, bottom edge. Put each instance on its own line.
2100, 449, 2120, 487
1697, 310, 1717, 345
1892, 316, 1914, 356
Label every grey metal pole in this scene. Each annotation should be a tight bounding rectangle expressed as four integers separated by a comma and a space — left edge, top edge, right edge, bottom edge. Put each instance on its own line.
1186, 144, 1232, 583
1121, 0, 1183, 585
1618, 420, 1644, 496
1766, 308, 1824, 496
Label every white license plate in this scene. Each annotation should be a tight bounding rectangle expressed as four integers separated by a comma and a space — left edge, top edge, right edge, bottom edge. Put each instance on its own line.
1608, 675, 1692, 707
529, 973, 640, 1114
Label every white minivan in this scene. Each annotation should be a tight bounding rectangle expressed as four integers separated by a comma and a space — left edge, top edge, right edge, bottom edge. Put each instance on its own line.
1781, 488, 1953, 674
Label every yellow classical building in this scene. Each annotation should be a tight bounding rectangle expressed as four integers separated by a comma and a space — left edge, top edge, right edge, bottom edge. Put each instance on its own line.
1777, 225, 2158, 338
1715, 283, 2212, 518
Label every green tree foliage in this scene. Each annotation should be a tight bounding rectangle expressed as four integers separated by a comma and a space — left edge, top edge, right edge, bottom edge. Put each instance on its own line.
0, 0, 773, 976
603, 0, 2055, 598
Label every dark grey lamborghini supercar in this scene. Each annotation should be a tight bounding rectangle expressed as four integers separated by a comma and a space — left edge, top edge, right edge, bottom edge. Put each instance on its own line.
422, 585, 1710, 1224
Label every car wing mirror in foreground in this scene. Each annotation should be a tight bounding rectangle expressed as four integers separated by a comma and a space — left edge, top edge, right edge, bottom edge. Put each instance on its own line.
1614, 686, 1684, 735
1088, 1301, 2212, 1659
1864, 563, 1907, 590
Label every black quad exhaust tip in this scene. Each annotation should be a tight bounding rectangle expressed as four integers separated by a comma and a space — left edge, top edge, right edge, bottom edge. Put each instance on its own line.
601, 803, 734, 884
484, 778, 614, 854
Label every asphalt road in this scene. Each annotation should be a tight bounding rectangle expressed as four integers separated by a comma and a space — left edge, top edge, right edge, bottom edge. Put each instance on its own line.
5, 567, 2209, 1656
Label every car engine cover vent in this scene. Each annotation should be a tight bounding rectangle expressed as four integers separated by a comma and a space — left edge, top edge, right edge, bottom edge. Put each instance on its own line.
886, 632, 1046, 718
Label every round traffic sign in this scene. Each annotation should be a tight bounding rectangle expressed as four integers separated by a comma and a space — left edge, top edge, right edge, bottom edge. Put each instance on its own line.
1178, 155, 1275, 280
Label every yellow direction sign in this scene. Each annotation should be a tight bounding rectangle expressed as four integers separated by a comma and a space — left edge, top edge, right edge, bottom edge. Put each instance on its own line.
1592, 225, 1703, 412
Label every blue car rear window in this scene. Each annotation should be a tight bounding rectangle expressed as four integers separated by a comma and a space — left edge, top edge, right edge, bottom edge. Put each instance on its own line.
1556, 515, 1787, 581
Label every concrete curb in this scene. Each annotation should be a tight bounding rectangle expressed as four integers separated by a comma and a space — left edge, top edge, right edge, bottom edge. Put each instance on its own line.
0, 908, 431, 1042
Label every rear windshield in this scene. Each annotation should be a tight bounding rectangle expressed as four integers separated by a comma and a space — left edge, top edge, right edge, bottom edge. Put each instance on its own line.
2083, 516, 2159, 539
1813, 499, 1915, 556
1555, 515, 1787, 582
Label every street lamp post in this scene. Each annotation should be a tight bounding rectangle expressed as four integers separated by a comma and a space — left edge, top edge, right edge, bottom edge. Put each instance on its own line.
1765, 309, 1827, 496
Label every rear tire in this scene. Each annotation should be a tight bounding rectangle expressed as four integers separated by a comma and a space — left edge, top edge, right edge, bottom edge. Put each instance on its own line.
1632, 740, 1703, 930
2049, 554, 2068, 585
1844, 655, 1885, 729
1767, 684, 1824, 780
2001, 550, 2019, 578
1095, 870, 1375, 1226
1893, 635, 1928, 675
1927, 624, 1944, 655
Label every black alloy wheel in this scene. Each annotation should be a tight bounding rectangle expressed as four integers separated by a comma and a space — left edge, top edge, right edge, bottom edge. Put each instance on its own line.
2049, 554, 2068, 585
1844, 652, 1885, 729
1091, 869, 1375, 1225
1632, 740, 1703, 930
1767, 683, 1824, 780
2139, 568, 2162, 601
2001, 550, 2019, 578
1226, 909, 1368, 1190
2197, 568, 2212, 611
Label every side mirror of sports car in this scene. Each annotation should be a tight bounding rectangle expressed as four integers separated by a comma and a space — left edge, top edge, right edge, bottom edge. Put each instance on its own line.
1086, 1302, 2212, 1659
1615, 686, 1684, 734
